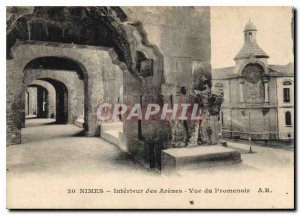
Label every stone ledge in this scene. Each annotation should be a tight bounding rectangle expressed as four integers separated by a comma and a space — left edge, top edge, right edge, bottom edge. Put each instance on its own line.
161, 145, 241, 175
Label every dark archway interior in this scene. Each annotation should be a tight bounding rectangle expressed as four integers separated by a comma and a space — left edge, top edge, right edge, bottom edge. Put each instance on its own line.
7, 7, 165, 170
27, 84, 49, 118
39, 78, 68, 124
26, 78, 68, 125
25, 57, 85, 79
23, 55, 87, 125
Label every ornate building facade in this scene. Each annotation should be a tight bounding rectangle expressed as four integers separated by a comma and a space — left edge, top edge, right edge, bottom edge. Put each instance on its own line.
212, 21, 294, 141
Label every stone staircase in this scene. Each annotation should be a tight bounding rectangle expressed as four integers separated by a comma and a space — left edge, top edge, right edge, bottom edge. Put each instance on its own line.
100, 122, 126, 151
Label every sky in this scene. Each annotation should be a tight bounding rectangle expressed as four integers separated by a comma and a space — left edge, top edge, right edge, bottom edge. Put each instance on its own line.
210, 7, 294, 68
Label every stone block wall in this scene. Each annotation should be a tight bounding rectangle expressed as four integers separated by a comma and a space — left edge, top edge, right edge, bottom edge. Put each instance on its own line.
119, 7, 212, 169
6, 7, 215, 171
26, 87, 37, 115
102, 59, 123, 101
28, 80, 56, 119
24, 69, 83, 123
124, 7, 211, 94
6, 42, 112, 144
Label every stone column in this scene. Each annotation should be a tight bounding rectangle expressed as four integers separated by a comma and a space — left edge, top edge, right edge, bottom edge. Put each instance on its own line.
85, 72, 104, 137
25, 92, 29, 115
263, 79, 269, 102
239, 80, 244, 102
6, 60, 24, 145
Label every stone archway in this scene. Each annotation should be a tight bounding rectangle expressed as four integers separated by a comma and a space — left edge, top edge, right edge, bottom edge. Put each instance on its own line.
23, 68, 84, 124
6, 7, 167, 170
26, 79, 56, 120
40, 78, 68, 124
26, 84, 48, 120
7, 41, 136, 143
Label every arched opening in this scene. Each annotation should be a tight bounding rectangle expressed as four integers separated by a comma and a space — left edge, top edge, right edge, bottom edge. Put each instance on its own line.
40, 78, 68, 124
23, 56, 86, 127
25, 57, 85, 79
285, 111, 292, 126
28, 84, 49, 119
20, 55, 87, 144
24, 82, 57, 128
283, 80, 292, 103
7, 6, 165, 170
25, 80, 56, 119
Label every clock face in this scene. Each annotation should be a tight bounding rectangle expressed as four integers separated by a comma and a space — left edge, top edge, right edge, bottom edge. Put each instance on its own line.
243, 64, 263, 83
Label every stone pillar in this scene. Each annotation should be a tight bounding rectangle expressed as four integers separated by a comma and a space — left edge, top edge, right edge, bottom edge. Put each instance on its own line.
263, 79, 269, 102
27, 87, 37, 115
239, 80, 244, 102
25, 92, 29, 115
76, 78, 85, 119
85, 73, 103, 137
6, 60, 24, 145
36, 87, 45, 118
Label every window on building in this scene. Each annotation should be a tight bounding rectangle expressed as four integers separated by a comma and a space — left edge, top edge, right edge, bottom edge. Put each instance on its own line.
285, 111, 292, 126
283, 88, 290, 103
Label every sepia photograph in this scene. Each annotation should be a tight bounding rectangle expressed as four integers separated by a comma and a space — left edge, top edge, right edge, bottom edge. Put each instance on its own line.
5, 5, 295, 209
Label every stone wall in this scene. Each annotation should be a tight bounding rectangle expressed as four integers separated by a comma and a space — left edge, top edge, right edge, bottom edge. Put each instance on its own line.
27, 80, 56, 119
6, 7, 215, 171
102, 58, 124, 102
120, 7, 213, 168
124, 7, 211, 94
276, 77, 294, 140
6, 41, 113, 144
26, 87, 37, 115
24, 69, 83, 123
213, 75, 288, 141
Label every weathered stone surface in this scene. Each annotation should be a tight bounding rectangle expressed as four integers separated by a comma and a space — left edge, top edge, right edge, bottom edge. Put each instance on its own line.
6, 7, 224, 172
161, 145, 241, 175
27, 80, 56, 119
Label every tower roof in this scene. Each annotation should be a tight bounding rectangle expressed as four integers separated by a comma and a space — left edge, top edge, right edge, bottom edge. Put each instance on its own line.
234, 41, 269, 59
244, 20, 257, 32
234, 20, 269, 60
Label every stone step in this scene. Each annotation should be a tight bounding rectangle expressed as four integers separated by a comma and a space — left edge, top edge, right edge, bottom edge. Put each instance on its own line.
101, 122, 123, 132
100, 123, 126, 151
74, 117, 84, 128
161, 145, 241, 175
101, 130, 120, 146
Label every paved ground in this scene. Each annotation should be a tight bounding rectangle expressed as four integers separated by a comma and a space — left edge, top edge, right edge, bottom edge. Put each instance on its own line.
7, 118, 152, 177
7, 118, 294, 177
6, 118, 294, 209
226, 141, 294, 171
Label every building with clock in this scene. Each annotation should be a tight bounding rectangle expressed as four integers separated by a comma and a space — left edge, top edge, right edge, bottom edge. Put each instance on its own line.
212, 20, 294, 141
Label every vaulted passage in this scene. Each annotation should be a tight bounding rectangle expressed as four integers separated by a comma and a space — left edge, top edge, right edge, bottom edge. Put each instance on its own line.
11, 117, 146, 176
7, 6, 217, 171
25, 78, 69, 125
20, 55, 86, 144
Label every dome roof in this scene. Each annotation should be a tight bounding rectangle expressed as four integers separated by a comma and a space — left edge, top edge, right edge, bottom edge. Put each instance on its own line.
244, 20, 257, 32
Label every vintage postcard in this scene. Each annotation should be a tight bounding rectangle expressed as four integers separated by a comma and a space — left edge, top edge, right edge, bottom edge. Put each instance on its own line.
6, 6, 294, 209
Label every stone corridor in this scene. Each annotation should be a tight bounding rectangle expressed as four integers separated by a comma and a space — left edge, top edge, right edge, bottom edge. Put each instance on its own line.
7, 118, 149, 177
7, 118, 294, 178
